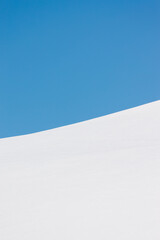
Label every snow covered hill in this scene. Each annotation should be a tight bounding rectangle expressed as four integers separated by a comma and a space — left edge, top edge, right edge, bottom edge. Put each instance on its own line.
0, 101, 160, 240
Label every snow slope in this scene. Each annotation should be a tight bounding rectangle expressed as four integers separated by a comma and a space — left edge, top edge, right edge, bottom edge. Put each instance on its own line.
0, 101, 160, 240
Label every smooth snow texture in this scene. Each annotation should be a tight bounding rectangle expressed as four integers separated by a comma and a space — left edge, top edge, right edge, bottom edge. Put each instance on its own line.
0, 101, 160, 240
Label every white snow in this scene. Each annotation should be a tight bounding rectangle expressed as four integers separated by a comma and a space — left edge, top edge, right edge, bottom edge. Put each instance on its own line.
0, 100, 160, 240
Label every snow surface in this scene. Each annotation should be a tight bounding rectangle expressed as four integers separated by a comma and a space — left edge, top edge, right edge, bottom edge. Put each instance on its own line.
0, 101, 160, 240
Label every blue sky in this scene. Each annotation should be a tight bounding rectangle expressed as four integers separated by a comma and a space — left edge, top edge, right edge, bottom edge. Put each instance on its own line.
0, 0, 159, 138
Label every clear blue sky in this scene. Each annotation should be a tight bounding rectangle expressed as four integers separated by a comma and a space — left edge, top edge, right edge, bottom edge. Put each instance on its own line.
0, 0, 159, 138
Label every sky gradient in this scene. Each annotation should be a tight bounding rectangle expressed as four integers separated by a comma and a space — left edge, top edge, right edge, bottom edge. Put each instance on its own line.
0, 0, 159, 138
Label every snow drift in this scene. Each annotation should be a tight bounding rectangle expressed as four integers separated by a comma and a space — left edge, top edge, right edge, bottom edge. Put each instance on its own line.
0, 101, 160, 240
